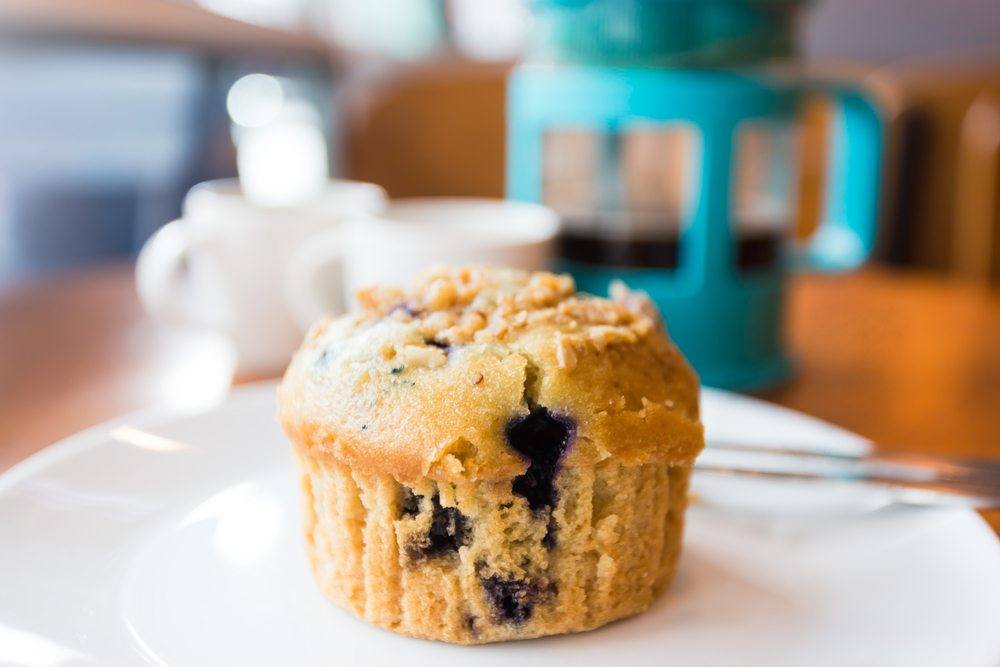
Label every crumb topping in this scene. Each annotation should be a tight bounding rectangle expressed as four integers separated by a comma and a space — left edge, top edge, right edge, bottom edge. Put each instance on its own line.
350, 266, 659, 357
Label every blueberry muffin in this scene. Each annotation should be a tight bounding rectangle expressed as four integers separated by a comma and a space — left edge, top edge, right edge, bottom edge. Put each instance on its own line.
278, 266, 703, 644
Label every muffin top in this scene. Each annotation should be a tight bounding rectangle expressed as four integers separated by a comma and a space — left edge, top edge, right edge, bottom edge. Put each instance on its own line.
278, 266, 702, 484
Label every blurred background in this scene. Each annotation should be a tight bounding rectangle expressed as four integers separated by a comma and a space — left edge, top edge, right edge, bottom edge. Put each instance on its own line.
1, 0, 998, 285
2, 2, 1000, 653
1, 0, 999, 485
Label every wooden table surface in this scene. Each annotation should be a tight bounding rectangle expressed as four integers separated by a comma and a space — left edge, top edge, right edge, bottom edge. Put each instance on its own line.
2, 263, 998, 534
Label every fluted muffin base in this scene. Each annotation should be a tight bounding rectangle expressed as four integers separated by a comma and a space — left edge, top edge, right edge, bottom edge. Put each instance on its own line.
294, 448, 691, 644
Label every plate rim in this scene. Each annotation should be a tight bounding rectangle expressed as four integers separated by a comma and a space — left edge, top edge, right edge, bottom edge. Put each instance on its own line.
0, 383, 859, 483
0, 381, 989, 541
0, 382, 279, 492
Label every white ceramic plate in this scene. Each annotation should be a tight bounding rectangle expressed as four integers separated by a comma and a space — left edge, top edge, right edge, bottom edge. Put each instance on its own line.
1, 383, 998, 667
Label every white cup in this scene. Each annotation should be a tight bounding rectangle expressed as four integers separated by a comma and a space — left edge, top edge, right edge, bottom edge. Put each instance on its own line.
136, 178, 386, 374
285, 197, 560, 329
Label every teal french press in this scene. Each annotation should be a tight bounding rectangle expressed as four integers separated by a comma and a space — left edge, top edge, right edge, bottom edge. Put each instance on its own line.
507, 0, 883, 390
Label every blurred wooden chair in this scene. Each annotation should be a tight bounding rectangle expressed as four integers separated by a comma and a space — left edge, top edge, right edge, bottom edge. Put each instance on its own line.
344, 59, 508, 199
953, 90, 1000, 284
869, 62, 1000, 284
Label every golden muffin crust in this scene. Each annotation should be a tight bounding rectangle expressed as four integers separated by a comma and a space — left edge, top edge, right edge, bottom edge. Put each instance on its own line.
280, 266, 704, 643
278, 266, 702, 484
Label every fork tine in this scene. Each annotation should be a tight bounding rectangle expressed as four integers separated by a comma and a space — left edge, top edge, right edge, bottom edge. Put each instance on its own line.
707, 440, 1000, 477
698, 442, 1000, 508
694, 463, 1000, 508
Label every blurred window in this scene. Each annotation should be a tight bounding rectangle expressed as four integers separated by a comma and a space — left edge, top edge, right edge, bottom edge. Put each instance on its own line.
0, 45, 204, 283
0, 40, 333, 285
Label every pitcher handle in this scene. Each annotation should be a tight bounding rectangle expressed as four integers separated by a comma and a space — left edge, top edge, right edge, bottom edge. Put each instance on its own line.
800, 83, 885, 271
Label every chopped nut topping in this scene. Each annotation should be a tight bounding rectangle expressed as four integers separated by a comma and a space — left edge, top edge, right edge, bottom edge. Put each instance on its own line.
610, 279, 663, 330
554, 333, 578, 371
401, 345, 447, 370
424, 278, 458, 310
355, 285, 405, 314
349, 267, 660, 360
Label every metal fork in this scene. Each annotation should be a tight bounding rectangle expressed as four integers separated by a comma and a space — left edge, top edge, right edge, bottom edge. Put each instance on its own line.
697, 440, 1000, 508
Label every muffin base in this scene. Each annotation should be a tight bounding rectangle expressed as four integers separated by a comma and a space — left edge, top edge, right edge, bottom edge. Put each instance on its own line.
295, 449, 691, 644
